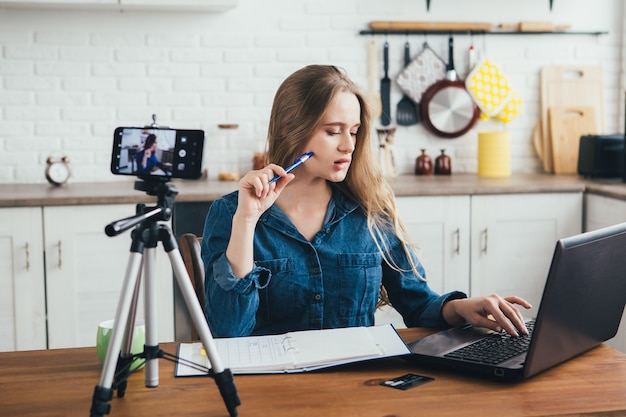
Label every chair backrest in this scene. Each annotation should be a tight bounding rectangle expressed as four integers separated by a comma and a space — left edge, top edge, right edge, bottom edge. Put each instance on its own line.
179, 233, 205, 340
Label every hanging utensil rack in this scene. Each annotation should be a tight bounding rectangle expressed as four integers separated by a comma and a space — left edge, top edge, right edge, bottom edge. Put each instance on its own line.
425, 0, 556, 12
359, 29, 608, 36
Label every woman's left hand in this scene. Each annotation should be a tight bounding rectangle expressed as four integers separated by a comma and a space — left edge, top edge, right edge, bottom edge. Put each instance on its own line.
442, 294, 532, 336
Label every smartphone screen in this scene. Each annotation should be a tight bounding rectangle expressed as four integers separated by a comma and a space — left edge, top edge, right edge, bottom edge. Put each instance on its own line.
111, 127, 204, 180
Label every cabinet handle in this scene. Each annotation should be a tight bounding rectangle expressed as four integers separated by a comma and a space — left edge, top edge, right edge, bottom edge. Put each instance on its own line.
453, 228, 460, 255
25, 242, 30, 271
57, 240, 62, 269
480, 228, 489, 255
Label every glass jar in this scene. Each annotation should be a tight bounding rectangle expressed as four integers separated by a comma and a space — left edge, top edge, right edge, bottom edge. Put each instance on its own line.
434, 149, 451, 175
415, 149, 433, 175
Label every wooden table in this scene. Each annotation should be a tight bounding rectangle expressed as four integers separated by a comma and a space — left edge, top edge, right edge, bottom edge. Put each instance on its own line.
2, 328, 626, 417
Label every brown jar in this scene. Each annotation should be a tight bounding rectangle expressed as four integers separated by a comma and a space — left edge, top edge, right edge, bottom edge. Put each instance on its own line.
415, 149, 433, 175
434, 149, 451, 175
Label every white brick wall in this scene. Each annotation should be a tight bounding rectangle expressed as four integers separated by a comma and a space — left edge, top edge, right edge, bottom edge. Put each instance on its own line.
0, 0, 623, 183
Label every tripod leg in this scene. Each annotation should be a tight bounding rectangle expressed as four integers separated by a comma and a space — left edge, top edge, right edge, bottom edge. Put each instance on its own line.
162, 233, 240, 417
143, 246, 160, 388
90, 251, 144, 417
115, 266, 143, 398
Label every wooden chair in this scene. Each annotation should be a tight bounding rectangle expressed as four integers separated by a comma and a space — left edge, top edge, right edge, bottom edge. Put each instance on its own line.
179, 233, 205, 340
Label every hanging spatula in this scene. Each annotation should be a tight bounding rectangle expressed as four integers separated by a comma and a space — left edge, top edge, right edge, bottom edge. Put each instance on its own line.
396, 41, 419, 126
367, 38, 382, 119
380, 41, 391, 126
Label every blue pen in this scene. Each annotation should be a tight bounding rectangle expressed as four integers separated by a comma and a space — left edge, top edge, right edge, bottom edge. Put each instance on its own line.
269, 152, 314, 183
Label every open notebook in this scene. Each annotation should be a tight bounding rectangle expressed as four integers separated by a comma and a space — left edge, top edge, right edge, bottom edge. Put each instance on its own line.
175, 323, 410, 375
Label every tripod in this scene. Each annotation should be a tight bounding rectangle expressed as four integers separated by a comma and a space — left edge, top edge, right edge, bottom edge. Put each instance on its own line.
89, 179, 240, 417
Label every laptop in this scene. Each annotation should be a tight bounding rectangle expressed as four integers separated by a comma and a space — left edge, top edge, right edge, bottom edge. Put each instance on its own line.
406, 222, 626, 380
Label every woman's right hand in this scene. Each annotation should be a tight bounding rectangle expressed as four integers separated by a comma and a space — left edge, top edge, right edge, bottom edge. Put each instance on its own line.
226, 164, 294, 278
235, 164, 294, 221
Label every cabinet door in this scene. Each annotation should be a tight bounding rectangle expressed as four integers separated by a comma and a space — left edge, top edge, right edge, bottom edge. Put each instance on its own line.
584, 193, 626, 353
396, 196, 471, 295
377, 196, 470, 329
584, 194, 626, 231
0, 0, 117, 5
470, 193, 583, 317
119, 0, 237, 11
0, 207, 46, 351
44, 204, 174, 349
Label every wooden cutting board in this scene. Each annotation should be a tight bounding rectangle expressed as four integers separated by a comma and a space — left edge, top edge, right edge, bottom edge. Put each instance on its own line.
540, 66, 604, 173
548, 106, 597, 174
369, 21, 494, 31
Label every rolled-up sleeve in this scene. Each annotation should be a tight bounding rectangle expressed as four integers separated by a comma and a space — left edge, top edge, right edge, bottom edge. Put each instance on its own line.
201, 196, 271, 337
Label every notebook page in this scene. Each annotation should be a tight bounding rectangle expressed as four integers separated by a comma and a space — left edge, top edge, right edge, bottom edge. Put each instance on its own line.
175, 334, 296, 376
289, 326, 382, 368
216, 334, 296, 371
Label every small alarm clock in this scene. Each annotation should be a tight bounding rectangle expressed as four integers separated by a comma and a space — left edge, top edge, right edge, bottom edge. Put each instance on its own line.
45, 156, 71, 186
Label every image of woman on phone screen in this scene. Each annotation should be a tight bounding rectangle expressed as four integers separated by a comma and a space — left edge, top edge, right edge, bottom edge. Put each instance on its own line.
135, 133, 171, 176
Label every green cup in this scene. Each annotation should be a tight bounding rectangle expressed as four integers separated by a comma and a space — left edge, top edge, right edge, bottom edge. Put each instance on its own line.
96, 319, 146, 371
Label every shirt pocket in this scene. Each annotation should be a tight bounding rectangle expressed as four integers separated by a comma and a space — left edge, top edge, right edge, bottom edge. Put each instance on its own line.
255, 258, 303, 322
337, 253, 383, 320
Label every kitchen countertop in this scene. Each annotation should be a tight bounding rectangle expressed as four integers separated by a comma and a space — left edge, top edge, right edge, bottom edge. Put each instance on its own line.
0, 174, 625, 208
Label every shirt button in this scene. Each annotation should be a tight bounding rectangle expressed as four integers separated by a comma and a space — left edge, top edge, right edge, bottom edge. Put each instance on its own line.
314, 293, 322, 301
313, 268, 320, 274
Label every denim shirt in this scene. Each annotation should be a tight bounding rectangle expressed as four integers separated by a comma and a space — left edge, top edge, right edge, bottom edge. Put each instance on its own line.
201, 186, 466, 337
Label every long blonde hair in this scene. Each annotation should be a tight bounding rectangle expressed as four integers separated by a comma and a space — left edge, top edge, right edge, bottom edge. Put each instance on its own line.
266, 65, 424, 306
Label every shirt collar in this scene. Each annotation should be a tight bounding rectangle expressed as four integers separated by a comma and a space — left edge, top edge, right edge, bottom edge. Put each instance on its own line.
259, 183, 360, 230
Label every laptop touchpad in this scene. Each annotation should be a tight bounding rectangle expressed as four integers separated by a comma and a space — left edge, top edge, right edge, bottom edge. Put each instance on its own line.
409, 324, 493, 356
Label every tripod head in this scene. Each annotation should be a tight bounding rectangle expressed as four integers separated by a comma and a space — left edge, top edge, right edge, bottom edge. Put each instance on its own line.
105, 178, 179, 237
134, 178, 178, 210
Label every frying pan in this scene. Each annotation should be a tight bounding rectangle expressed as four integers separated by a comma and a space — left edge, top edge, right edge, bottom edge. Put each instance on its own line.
420, 36, 479, 138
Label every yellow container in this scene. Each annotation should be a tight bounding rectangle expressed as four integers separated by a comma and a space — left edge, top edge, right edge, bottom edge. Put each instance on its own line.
478, 131, 511, 177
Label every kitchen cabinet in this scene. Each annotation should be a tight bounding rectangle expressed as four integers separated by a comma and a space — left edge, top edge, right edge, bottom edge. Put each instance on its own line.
378, 192, 582, 328
43, 204, 174, 349
0, 204, 175, 351
0, 207, 47, 352
119, 0, 237, 11
584, 193, 626, 231
396, 196, 471, 295
583, 193, 626, 353
376, 195, 470, 329
0, 0, 238, 12
470, 193, 582, 318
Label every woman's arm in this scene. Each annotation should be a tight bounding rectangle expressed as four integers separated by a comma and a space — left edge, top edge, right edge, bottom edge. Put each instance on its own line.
201, 164, 293, 337
225, 164, 292, 277
201, 197, 266, 337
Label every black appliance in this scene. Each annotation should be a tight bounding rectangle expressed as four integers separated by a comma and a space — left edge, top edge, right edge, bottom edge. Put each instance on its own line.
577, 134, 624, 178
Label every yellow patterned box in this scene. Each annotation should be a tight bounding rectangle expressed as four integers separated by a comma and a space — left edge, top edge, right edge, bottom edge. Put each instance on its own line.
465, 59, 513, 117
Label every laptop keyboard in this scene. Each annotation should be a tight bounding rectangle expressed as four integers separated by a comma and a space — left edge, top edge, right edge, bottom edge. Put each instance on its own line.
444, 320, 536, 365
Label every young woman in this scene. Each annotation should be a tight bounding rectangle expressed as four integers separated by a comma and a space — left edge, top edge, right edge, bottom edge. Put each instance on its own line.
135, 133, 171, 175
201, 65, 530, 337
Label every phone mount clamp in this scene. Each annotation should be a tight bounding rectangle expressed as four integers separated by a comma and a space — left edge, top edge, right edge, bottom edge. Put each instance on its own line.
89, 178, 240, 417
146, 113, 168, 129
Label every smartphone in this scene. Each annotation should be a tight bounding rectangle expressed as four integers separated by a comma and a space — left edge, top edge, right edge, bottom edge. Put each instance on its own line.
111, 126, 204, 180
